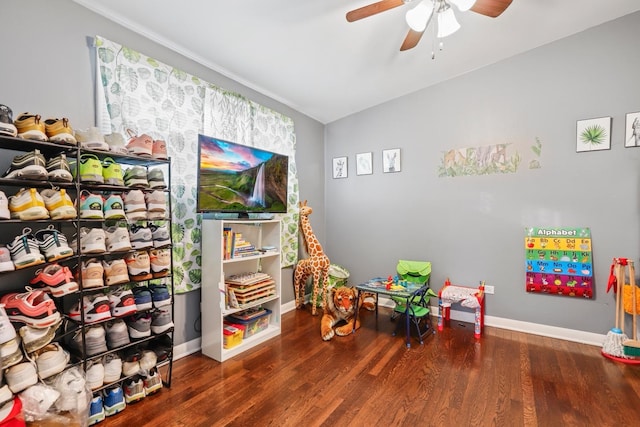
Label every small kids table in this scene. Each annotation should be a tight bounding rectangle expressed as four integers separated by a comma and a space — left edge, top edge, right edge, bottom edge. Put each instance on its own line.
437, 279, 485, 339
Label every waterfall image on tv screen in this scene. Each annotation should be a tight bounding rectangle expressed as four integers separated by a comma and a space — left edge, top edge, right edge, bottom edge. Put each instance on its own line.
197, 134, 288, 214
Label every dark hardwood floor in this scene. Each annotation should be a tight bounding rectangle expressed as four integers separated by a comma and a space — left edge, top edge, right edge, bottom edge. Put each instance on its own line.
105, 306, 640, 426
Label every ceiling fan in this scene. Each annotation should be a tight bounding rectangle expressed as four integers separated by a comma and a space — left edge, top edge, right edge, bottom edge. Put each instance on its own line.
346, 0, 513, 52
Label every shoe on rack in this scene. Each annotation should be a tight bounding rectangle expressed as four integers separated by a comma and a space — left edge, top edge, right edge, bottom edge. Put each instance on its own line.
75, 127, 109, 151
149, 248, 171, 278
102, 352, 122, 384
69, 324, 107, 357
102, 157, 124, 186
44, 117, 76, 145
149, 334, 172, 362
104, 223, 132, 253
2, 149, 47, 180
147, 168, 167, 189
72, 153, 104, 183
86, 359, 105, 390
122, 347, 140, 377
46, 366, 88, 413
71, 227, 106, 255
123, 189, 147, 222
131, 287, 152, 311
0, 287, 60, 328
88, 394, 106, 425
45, 153, 74, 183
126, 313, 151, 339
145, 190, 166, 219
0, 304, 16, 346
78, 258, 104, 289
30, 342, 70, 380
78, 190, 104, 219
39, 188, 76, 220
102, 385, 126, 416
101, 259, 129, 286
0, 337, 23, 369
142, 367, 162, 395
152, 139, 168, 160
105, 319, 130, 349
8, 188, 49, 221
125, 129, 153, 157
0, 246, 14, 273
0, 105, 17, 137
124, 251, 152, 281
148, 283, 172, 307
0, 191, 9, 220
149, 223, 171, 248
5, 361, 38, 393
151, 307, 174, 335
129, 224, 153, 250
14, 113, 47, 141
103, 193, 125, 220
123, 166, 149, 188
34, 225, 73, 262
123, 375, 145, 403
68, 294, 112, 324
29, 264, 78, 297
7, 227, 46, 269
107, 288, 137, 318
104, 133, 128, 155
18, 382, 60, 415
138, 350, 157, 373
19, 319, 62, 354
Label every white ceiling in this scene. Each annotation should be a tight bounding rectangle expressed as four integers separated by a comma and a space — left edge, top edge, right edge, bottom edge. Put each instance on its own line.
74, 0, 640, 124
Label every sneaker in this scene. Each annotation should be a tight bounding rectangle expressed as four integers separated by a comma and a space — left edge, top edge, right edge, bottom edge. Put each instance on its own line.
102, 259, 129, 286
78, 258, 104, 289
14, 113, 47, 141
0, 337, 23, 369
123, 166, 149, 188
0, 288, 60, 328
68, 294, 112, 324
19, 319, 62, 354
152, 139, 168, 160
107, 288, 137, 318
45, 153, 73, 182
103, 386, 125, 416
147, 168, 167, 189
0, 104, 17, 137
143, 367, 162, 395
151, 307, 174, 335
103, 194, 125, 220
131, 287, 152, 311
126, 313, 151, 339
71, 154, 104, 183
102, 352, 122, 383
122, 347, 140, 376
0, 192, 9, 220
78, 191, 104, 219
75, 127, 109, 151
44, 117, 76, 145
69, 324, 107, 357
149, 284, 171, 308
29, 264, 78, 297
7, 227, 45, 269
18, 382, 60, 415
125, 130, 153, 157
145, 190, 166, 219
102, 157, 124, 186
0, 246, 14, 272
105, 319, 130, 349
2, 150, 47, 180
129, 224, 153, 250
47, 366, 88, 412
149, 248, 171, 278
5, 361, 38, 393
150, 223, 171, 248
34, 225, 73, 262
125, 251, 152, 281
31, 342, 69, 379
104, 223, 132, 253
149, 335, 172, 362
71, 227, 106, 254
104, 133, 128, 155
85, 359, 105, 390
123, 375, 145, 403
8, 188, 49, 220
138, 350, 157, 373
40, 188, 76, 220
0, 304, 16, 345
88, 394, 106, 425
123, 190, 147, 221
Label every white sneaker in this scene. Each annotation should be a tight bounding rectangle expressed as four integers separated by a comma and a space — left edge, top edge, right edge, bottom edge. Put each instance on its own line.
0, 304, 16, 345
107, 288, 137, 318
128, 225, 153, 250
104, 133, 129, 155
31, 342, 69, 379
34, 225, 73, 262
123, 190, 146, 221
139, 350, 157, 373
0, 337, 23, 369
104, 224, 132, 253
5, 361, 38, 393
150, 223, 171, 248
71, 227, 106, 254
68, 294, 112, 324
150, 248, 171, 278
0, 191, 9, 219
75, 127, 110, 151
86, 360, 105, 390
102, 353, 122, 384
19, 319, 62, 353
79, 258, 104, 289
39, 188, 76, 220
145, 190, 166, 220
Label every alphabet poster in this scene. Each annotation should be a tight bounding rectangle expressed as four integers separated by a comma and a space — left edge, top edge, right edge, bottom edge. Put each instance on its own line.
525, 227, 593, 299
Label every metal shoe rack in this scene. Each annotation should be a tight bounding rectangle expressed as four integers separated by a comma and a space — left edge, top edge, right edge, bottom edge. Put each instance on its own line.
0, 134, 174, 396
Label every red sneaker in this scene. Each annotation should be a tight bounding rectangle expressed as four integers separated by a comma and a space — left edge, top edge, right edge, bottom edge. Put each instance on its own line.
152, 139, 168, 160
29, 264, 79, 297
0, 288, 60, 328
125, 129, 152, 157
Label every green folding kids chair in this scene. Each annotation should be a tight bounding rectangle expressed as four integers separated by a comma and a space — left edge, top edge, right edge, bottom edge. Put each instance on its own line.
390, 260, 432, 318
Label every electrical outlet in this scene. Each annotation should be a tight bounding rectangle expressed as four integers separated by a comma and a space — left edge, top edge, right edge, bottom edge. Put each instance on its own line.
485, 285, 495, 294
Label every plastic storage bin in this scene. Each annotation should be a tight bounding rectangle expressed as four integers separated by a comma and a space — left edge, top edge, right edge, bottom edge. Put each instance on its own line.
226, 308, 272, 339
223, 324, 243, 349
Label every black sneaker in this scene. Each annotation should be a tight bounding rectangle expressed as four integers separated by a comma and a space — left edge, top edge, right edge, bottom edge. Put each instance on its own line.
45, 153, 73, 183
2, 149, 47, 179
0, 105, 17, 137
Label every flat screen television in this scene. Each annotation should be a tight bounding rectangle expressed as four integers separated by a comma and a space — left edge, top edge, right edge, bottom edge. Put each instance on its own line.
196, 134, 289, 216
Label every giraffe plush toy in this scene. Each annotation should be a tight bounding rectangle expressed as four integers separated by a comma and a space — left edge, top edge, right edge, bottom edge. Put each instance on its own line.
294, 200, 330, 316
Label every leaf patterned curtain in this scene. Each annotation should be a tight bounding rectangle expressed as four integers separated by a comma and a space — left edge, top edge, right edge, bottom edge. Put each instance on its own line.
94, 35, 299, 293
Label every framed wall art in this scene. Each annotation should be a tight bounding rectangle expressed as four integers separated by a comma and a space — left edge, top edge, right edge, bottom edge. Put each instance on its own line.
382, 148, 401, 173
625, 111, 640, 147
332, 156, 348, 179
576, 117, 611, 152
356, 152, 373, 175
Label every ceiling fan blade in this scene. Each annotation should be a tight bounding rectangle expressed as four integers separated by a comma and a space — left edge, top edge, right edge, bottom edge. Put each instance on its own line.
400, 29, 425, 51
346, 0, 405, 22
471, 0, 513, 18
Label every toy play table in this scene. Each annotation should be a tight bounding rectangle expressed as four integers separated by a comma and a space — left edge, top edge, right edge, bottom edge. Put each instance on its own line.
438, 280, 485, 339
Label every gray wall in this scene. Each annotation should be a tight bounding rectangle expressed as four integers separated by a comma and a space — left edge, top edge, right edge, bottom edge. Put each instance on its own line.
0, 0, 325, 346
324, 12, 640, 335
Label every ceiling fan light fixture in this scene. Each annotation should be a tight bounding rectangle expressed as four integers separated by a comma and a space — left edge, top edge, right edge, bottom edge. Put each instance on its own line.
437, 5, 460, 38
405, 0, 434, 32
449, 0, 476, 12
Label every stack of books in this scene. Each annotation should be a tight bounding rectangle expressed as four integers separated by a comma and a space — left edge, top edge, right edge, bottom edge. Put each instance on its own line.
222, 228, 261, 259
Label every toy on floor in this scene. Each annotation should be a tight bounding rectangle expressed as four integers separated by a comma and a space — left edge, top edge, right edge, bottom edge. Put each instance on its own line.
321, 286, 361, 340
294, 200, 330, 316
438, 278, 485, 339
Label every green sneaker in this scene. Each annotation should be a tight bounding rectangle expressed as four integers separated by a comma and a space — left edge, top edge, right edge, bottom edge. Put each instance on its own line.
70, 154, 103, 184
102, 157, 124, 186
